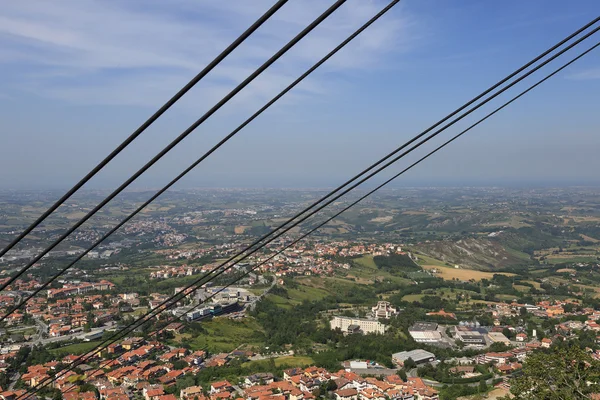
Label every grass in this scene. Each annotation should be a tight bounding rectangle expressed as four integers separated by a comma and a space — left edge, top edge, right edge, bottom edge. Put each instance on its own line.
414, 253, 448, 267
268, 294, 297, 309
524, 280, 542, 289
287, 286, 329, 302
242, 355, 314, 369
123, 307, 149, 318
556, 268, 577, 273
349, 255, 413, 285
530, 269, 548, 275
402, 294, 424, 302
50, 340, 103, 356
420, 265, 515, 281
267, 283, 331, 309
354, 255, 377, 269
504, 247, 533, 261
514, 284, 531, 292
545, 256, 598, 264
497, 294, 518, 301
179, 317, 265, 353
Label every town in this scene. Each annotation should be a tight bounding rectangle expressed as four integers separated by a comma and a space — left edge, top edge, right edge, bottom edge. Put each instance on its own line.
2, 187, 600, 400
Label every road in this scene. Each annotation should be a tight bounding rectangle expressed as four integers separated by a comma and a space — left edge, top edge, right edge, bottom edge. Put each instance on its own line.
408, 367, 497, 388
8, 372, 20, 390
245, 279, 276, 312
31, 326, 105, 346
232, 384, 244, 396
32, 317, 48, 343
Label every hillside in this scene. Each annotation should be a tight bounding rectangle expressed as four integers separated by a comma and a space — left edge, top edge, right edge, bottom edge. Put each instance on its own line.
413, 237, 532, 270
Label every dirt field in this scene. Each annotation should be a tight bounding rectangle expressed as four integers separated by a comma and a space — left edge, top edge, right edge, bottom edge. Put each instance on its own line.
234, 225, 250, 234
457, 388, 511, 399
421, 265, 514, 281
557, 268, 576, 273
581, 234, 600, 243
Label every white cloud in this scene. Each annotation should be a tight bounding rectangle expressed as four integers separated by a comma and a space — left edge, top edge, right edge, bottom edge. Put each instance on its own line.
567, 67, 600, 80
0, 0, 418, 110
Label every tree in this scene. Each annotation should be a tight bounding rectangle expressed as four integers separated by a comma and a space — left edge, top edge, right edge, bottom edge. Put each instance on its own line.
520, 306, 527, 316
172, 360, 189, 370
397, 369, 407, 381
403, 357, 416, 370
489, 342, 510, 352
478, 378, 487, 393
504, 346, 600, 399
326, 379, 338, 391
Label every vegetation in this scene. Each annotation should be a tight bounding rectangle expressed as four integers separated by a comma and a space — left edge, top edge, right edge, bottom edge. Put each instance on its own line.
504, 346, 600, 399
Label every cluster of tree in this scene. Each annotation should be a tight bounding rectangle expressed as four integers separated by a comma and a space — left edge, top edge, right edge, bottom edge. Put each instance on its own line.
438, 381, 488, 400
373, 253, 421, 273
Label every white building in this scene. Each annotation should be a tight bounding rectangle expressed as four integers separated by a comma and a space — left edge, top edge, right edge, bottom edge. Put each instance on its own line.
371, 301, 397, 319
330, 316, 386, 335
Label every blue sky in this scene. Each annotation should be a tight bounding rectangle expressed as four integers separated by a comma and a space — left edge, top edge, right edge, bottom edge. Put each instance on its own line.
0, 0, 599, 189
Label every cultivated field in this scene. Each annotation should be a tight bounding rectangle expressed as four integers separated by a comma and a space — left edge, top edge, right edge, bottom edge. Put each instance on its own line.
421, 265, 515, 281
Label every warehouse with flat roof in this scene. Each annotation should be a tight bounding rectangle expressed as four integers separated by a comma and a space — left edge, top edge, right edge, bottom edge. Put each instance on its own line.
392, 349, 436, 366
408, 322, 441, 342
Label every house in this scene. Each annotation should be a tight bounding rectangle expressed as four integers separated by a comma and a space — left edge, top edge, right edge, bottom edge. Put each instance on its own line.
334, 388, 358, 400
181, 386, 204, 400
159, 370, 184, 386
144, 386, 165, 400
210, 381, 233, 394
516, 333, 527, 342
541, 338, 552, 348
482, 352, 512, 365
245, 373, 275, 387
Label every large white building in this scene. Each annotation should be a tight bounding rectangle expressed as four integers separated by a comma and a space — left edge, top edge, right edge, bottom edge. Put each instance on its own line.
330, 316, 386, 335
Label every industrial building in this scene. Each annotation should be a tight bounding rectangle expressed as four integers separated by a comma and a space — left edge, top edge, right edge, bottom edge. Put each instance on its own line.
488, 332, 511, 345
454, 326, 486, 346
408, 322, 441, 342
392, 349, 436, 366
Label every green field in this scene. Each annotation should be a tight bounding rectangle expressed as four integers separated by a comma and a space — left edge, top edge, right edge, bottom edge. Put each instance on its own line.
402, 294, 424, 302
267, 284, 330, 309
504, 247, 533, 262
268, 294, 297, 309
514, 284, 531, 292
123, 307, 149, 318
49, 340, 103, 356
177, 317, 265, 353
287, 286, 329, 302
413, 253, 448, 267
402, 287, 479, 303
355, 255, 377, 269
545, 256, 598, 265
349, 255, 413, 285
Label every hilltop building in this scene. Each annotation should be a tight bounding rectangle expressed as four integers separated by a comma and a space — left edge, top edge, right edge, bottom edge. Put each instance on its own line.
371, 301, 398, 319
